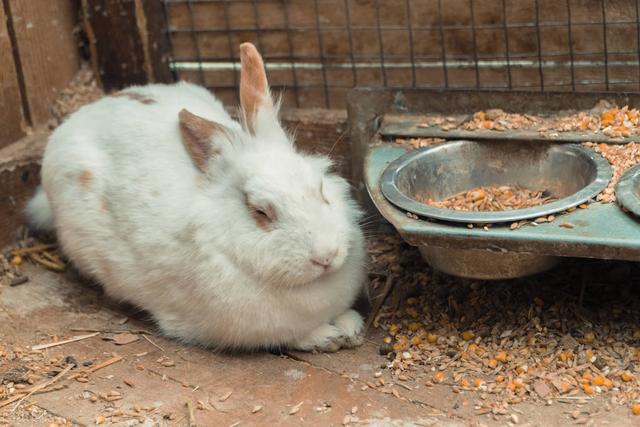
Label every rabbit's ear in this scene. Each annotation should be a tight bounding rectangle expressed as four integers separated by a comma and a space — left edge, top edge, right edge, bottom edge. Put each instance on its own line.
179, 109, 229, 172
239, 42, 274, 135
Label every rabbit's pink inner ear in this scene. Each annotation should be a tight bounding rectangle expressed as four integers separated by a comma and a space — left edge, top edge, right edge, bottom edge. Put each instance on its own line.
178, 109, 220, 172
239, 42, 272, 133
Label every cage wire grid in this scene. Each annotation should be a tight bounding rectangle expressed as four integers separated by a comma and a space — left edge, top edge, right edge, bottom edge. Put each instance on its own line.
163, 0, 640, 109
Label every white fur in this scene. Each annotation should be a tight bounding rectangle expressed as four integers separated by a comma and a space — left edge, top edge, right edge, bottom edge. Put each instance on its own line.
29, 81, 366, 351
25, 186, 54, 232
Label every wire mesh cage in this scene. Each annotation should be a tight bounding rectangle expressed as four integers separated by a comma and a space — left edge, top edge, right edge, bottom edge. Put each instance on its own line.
163, 0, 640, 109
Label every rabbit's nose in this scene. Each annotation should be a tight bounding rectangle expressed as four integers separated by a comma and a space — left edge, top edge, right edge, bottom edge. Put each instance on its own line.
311, 248, 339, 268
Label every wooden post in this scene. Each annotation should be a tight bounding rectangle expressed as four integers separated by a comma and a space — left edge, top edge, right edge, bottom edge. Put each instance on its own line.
82, 0, 173, 92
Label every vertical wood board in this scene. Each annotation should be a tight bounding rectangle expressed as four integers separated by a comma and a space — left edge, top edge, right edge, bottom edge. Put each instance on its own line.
0, 0, 25, 147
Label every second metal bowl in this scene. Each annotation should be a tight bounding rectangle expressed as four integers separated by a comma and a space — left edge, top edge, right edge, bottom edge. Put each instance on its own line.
616, 164, 640, 217
380, 140, 612, 223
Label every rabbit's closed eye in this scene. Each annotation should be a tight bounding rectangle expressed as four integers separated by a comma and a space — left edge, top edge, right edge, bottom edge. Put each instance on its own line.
245, 195, 276, 230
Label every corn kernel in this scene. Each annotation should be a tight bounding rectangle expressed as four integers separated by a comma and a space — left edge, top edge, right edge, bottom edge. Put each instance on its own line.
602, 111, 615, 126
495, 351, 507, 363
582, 384, 594, 394
388, 324, 399, 335
393, 342, 408, 352
407, 322, 421, 332
406, 307, 419, 318
560, 382, 571, 393
426, 333, 438, 344
11, 255, 22, 266
462, 330, 474, 341
632, 403, 640, 415
495, 375, 505, 383
583, 332, 595, 343
592, 375, 605, 386
410, 336, 422, 346
508, 378, 524, 391
432, 372, 445, 383
383, 336, 392, 344
622, 371, 634, 382
473, 378, 485, 388
488, 358, 498, 369
459, 379, 470, 388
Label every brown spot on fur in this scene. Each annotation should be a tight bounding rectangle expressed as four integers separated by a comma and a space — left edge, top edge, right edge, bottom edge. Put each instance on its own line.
111, 91, 155, 105
179, 109, 221, 172
239, 42, 271, 134
79, 170, 93, 189
100, 198, 109, 212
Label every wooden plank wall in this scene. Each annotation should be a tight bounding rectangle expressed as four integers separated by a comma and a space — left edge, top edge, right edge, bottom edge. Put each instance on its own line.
165, 0, 640, 110
9, 0, 80, 125
0, 0, 26, 147
82, 0, 174, 92
0, 0, 80, 148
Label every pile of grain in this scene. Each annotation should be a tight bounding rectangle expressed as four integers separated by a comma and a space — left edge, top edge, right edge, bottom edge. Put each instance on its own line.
583, 142, 640, 203
49, 64, 104, 129
425, 105, 640, 140
462, 109, 540, 132
419, 185, 555, 212
394, 137, 640, 206
368, 235, 640, 417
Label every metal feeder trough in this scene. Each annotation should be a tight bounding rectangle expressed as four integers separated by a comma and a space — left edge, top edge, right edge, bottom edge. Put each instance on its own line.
348, 88, 640, 280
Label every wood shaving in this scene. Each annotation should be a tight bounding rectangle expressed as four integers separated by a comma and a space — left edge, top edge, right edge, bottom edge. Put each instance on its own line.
218, 391, 232, 402
110, 333, 140, 346
31, 333, 100, 351
288, 401, 304, 415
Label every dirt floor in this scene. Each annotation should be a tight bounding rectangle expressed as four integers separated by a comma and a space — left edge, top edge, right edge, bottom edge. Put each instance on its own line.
1, 234, 640, 427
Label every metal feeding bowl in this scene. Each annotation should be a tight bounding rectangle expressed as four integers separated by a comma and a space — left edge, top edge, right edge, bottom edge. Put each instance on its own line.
380, 140, 612, 223
378, 140, 612, 280
616, 164, 640, 217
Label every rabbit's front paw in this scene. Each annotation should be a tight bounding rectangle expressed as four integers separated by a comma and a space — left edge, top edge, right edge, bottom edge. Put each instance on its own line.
292, 323, 346, 353
333, 309, 364, 348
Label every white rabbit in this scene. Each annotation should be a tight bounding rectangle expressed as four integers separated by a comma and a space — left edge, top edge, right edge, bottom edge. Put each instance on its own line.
25, 43, 367, 352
